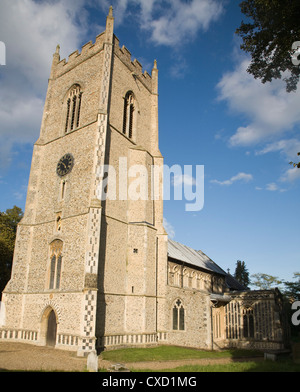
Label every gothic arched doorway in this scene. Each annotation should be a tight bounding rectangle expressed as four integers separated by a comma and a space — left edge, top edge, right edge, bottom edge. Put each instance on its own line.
46, 310, 57, 347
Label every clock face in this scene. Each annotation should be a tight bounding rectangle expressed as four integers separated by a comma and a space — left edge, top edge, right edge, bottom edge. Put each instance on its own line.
56, 153, 74, 177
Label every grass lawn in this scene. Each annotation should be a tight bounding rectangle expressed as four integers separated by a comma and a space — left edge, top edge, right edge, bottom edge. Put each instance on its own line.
134, 360, 300, 372
101, 345, 263, 363
100, 345, 300, 372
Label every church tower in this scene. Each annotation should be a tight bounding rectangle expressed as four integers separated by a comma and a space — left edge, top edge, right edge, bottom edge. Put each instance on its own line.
1, 7, 168, 356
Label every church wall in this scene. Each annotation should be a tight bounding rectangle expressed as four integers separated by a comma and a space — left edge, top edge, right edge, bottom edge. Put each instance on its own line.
100, 215, 128, 294
221, 290, 288, 350
4, 225, 31, 293
126, 224, 157, 296
40, 49, 104, 144
34, 124, 96, 224
165, 285, 211, 349
102, 127, 131, 223
109, 45, 153, 154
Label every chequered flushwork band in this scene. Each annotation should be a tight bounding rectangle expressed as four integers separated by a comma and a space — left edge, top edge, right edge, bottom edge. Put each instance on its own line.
81, 290, 97, 351
85, 208, 101, 274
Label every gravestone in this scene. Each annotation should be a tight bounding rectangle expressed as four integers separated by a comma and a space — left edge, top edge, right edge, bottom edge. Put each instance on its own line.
87, 350, 98, 372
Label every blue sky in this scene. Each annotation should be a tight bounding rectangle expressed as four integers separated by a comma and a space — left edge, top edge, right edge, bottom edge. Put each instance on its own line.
0, 0, 299, 284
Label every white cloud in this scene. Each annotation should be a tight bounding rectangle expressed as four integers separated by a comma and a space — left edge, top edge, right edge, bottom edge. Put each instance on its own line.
255, 139, 300, 162
210, 172, 253, 186
266, 183, 279, 192
172, 174, 196, 187
254, 182, 287, 192
280, 167, 300, 183
0, 0, 90, 168
217, 56, 300, 147
112, 0, 223, 46
163, 217, 175, 239
145, 0, 223, 46
0, 0, 224, 169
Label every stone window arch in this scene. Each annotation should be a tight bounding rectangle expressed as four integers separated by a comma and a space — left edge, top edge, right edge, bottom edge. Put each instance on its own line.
48, 240, 63, 290
225, 301, 241, 339
172, 299, 185, 331
173, 265, 180, 286
122, 91, 136, 139
65, 84, 82, 133
182, 267, 189, 288
242, 307, 254, 338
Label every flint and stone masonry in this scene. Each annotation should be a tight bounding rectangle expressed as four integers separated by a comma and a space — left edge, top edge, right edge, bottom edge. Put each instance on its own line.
0, 8, 289, 355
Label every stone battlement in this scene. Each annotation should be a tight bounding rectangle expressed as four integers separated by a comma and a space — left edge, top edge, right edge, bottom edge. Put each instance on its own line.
113, 35, 153, 91
53, 31, 152, 90
54, 32, 106, 77
53, 32, 153, 91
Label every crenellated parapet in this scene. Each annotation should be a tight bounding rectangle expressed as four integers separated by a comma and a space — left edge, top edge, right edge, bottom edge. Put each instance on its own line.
52, 32, 106, 78
51, 31, 155, 93
113, 35, 154, 92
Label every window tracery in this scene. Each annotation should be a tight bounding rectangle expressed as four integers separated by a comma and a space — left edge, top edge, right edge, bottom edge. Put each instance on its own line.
172, 299, 185, 331
123, 91, 135, 139
48, 240, 63, 290
243, 307, 254, 338
65, 84, 82, 133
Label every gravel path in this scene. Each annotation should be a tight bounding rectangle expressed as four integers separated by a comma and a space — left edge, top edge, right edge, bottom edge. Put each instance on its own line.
0, 342, 88, 372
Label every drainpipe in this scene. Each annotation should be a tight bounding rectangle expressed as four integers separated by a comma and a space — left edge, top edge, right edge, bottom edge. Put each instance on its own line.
210, 299, 218, 350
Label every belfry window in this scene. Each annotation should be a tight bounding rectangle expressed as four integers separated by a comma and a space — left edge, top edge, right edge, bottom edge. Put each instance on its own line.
172, 299, 185, 331
122, 91, 135, 139
49, 240, 63, 290
65, 84, 82, 133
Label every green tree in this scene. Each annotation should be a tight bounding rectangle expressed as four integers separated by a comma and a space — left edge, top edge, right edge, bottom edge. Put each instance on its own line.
289, 152, 300, 169
0, 206, 23, 298
236, 0, 300, 92
251, 273, 282, 290
234, 260, 250, 288
283, 272, 300, 301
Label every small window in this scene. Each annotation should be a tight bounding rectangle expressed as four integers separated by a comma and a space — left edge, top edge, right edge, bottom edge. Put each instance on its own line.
48, 240, 63, 290
61, 180, 66, 201
123, 91, 135, 139
65, 85, 82, 133
56, 215, 62, 232
172, 299, 185, 331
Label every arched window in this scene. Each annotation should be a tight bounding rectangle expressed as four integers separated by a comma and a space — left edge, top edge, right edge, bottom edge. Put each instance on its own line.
123, 91, 135, 139
243, 308, 254, 338
225, 301, 241, 339
49, 240, 63, 290
65, 84, 82, 133
172, 299, 185, 331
